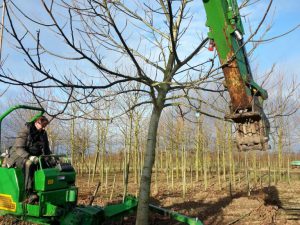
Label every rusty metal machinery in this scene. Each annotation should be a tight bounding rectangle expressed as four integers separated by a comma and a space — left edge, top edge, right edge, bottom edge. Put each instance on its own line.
203, 0, 270, 151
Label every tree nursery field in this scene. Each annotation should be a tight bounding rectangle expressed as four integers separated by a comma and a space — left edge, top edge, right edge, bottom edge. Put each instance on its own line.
75, 170, 300, 225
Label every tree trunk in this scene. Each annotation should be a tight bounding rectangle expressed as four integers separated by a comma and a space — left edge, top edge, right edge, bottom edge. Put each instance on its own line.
70, 118, 75, 165
123, 113, 133, 200
216, 124, 221, 190
136, 105, 163, 225
134, 114, 140, 184
92, 119, 101, 182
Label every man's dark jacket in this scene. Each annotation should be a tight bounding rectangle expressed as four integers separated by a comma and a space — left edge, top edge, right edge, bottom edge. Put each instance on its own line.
6, 122, 51, 167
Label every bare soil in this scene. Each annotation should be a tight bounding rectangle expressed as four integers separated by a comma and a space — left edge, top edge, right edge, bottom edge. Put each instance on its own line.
1, 173, 300, 224
76, 173, 300, 225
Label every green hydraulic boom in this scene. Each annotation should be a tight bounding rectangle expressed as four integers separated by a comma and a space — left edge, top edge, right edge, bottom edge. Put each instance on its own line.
202, 0, 270, 151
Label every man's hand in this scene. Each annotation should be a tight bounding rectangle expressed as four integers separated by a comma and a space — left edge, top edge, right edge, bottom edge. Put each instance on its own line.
29, 156, 39, 164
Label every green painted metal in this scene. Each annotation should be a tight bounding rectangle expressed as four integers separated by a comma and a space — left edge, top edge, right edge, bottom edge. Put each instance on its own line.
0, 105, 44, 123
0, 104, 44, 151
26, 204, 41, 217
104, 195, 138, 219
202, 0, 268, 100
149, 204, 203, 225
60, 205, 104, 225
43, 202, 59, 216
60, 196, 139, 225
0, 168, 25, 215
68, 189, 77, 202
38, 188, 77, 213
34, 168, 76, 192
26, 200, 63, 218
290, 161, 300, 166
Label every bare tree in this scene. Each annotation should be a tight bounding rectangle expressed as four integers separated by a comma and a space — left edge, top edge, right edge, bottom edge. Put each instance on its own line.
0, 0, 283, 224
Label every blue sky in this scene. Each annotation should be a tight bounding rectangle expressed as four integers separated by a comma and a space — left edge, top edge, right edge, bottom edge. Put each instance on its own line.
0, 0, 299, 103
242, 0, 300, 76
0, 0, 298, 152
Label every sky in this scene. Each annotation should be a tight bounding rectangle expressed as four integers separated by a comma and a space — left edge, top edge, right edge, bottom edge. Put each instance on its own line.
241, 0, 300, 76
0, 0, 298, 153
0, 0, 299, 104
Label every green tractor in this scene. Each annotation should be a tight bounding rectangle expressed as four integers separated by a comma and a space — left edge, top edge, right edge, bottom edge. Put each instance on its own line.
0, 105, 139, 225
0, 105, 202, 225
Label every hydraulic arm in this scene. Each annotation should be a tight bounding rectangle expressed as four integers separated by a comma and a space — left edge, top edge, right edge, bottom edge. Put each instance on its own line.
202, 0, 270, 151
